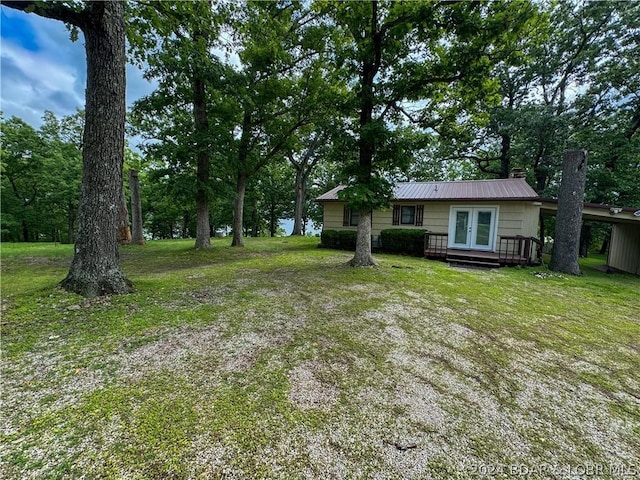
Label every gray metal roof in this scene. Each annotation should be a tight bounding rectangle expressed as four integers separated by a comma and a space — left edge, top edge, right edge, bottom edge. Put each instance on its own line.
317, 178, 539, 202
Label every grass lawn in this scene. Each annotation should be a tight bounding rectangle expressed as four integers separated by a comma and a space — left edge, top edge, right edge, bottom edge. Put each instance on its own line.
1, 237, 639, 479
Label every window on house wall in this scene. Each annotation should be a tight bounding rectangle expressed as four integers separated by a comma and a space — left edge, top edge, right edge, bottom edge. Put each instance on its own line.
350, 209, 360, 226
401, 206, 415, 224
393, 204, 424, 226
343, 207, 367, 227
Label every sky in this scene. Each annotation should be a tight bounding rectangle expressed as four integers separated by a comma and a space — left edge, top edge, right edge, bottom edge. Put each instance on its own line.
0, 6, 156, 137
0, 6, 317, 235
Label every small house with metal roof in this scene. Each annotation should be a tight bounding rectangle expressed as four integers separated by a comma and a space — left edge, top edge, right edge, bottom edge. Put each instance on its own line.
318, 177, 640, 273
317, 178, 543, 267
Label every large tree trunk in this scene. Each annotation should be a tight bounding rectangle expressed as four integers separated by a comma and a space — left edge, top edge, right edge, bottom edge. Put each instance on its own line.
349, 2, 379, 267
193, 68, 211, 249
549, 150, 587, 275
347, 210, 375, 267
128, 169, 144, 244
291, 167, 306, 235
60, 1, 132, 296
231, 173, 248, 247
118, 183, 131, 244
579, 223, 592, 257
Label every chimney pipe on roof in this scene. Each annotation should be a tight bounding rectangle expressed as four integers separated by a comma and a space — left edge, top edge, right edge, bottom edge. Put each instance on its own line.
510, 167, 526, 178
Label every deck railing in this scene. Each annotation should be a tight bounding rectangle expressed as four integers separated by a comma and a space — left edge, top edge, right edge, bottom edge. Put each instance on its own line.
424, 231, 448, 258
498, 235, 542, 265
423, 232, 542, 266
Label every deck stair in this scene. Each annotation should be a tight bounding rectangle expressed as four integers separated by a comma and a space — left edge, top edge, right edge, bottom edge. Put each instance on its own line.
445, 250, 501, 268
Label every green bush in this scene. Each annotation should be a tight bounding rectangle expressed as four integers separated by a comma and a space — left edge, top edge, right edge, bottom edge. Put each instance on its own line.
380, 229, 425, 256
321, 229, 339, 247
320, 229, 357, 250
337, 230, 357, 249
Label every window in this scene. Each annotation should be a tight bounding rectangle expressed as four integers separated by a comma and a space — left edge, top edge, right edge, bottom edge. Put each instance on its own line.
393, 204, 424, 226
343, 207, 367, 227
349, 209, 360, 226
401, 206, 415, 225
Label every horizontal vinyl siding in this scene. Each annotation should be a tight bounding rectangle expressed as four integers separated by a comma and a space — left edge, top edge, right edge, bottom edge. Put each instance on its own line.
496, 202, 540, 239
323, 203, 350, 230
322, 201, 541, 241
422, 203, 450, 233
608, 223, 640, 275
372, 209, 392, 236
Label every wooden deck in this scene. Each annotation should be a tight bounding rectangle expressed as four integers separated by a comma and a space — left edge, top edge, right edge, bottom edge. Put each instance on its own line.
424, 232, 542, 267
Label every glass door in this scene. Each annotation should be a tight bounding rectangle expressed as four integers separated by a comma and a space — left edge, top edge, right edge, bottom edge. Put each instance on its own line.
449, 207, 497, 251
450, 208, 472, 248
471, 209, 495, 250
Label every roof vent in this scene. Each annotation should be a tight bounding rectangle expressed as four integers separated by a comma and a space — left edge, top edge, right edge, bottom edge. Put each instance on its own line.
510, 167, 526, 179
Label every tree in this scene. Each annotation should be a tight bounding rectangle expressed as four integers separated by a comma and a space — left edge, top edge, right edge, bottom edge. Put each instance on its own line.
128, 169, 144, 244
0, 116, 47, 242
225, 1, 330, 247
129, 0, 223, 249
324, 0, 535, 266
2, 0, 132, 296
255, 160, 296, 237
461, 0, 639, 204
550, 150, 587, 275
39, 110, 84, 243
1, 111, 83, 243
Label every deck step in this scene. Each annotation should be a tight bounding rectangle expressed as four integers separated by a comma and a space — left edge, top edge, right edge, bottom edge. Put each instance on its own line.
446, 257, 501, 268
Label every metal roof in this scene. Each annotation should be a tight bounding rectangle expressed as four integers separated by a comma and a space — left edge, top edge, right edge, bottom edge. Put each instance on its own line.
317, 178, 539, 202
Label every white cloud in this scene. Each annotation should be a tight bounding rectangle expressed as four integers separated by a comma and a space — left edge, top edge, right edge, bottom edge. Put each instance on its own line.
1, 8, 156, 130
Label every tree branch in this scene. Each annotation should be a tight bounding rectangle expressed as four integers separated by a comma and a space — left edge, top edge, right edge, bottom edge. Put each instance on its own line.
1, 0, 87, 28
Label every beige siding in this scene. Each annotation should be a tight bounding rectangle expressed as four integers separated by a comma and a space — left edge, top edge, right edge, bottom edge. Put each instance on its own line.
322, 203, 349, 230
322, 201, 541, 245
496, 202, 540, 239
608, 223, 640, 275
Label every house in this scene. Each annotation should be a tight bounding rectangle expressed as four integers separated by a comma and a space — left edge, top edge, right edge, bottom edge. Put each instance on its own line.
317, 178, 543, 267
317, 178, 640, 273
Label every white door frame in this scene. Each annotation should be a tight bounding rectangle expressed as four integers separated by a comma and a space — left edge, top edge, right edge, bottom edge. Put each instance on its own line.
448, 206, 499, 251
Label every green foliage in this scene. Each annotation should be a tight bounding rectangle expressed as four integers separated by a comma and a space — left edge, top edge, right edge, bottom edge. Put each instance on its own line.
380, 229, 425, 256
0, 112, 83, 243
444, 0, 640, 207
320, 229, 357, 250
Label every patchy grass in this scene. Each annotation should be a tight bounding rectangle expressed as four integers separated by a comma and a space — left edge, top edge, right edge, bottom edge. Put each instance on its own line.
1, 238, 639, 479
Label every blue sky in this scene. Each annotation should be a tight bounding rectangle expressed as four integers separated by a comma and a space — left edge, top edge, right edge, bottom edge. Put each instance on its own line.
0, 6, 155, 136
0, 7, 318, 235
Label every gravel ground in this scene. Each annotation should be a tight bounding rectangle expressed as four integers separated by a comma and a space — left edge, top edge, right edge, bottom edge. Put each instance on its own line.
2, 262, 639, 479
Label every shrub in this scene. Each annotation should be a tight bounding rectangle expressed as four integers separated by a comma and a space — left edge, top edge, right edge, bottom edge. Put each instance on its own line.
320, 229, 357, 250
321, 229, 339, 248
337, 230, 357, 250
380, 229, 425, 256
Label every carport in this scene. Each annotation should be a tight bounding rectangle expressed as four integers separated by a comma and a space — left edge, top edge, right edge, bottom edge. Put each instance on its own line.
540, 200, 640, 275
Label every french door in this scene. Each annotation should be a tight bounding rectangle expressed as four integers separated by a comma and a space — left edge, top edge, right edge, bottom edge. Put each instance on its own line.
449, 207, 498, 251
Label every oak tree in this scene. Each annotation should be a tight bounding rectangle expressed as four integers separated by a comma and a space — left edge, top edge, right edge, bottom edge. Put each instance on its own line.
2, 0, 131, 296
